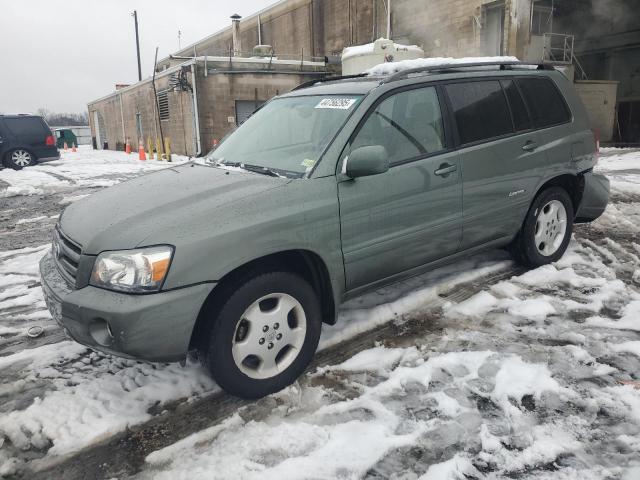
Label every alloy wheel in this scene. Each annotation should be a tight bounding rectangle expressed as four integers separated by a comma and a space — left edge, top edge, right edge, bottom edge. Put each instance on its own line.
11, 150, 32, 167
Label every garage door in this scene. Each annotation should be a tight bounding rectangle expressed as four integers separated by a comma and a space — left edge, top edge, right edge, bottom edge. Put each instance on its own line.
235, 100, 264, 126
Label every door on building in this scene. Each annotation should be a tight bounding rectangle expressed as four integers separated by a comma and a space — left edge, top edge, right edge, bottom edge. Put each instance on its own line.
483, 2, 505, 56
338, 85, 463, 291
235, 100, 264, 126
93, 111, 106, 150
135, 113, 144, 144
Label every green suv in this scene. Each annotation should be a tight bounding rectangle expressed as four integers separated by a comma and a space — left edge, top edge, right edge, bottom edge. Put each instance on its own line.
40, 61, 609, 398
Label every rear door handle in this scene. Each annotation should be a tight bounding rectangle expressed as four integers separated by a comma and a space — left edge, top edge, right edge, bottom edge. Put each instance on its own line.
522, 141, 538, 152
434, 163, 457, 177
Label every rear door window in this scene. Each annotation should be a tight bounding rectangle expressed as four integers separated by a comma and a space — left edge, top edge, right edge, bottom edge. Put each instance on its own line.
516, 77, 571, 128
501, 79, 532, 132
4, 117, 49, 136
445, 81, 513, 145
351, 86, 445, 165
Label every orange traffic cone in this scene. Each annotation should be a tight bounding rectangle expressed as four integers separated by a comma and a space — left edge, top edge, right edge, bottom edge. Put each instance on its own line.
125, 139, 132, 154
72, 143, 77, 152
63, 142, 68, 151
138, 141, 146, 161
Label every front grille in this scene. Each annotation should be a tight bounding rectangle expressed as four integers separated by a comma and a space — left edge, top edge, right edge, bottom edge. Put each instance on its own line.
53, 227, 82, 287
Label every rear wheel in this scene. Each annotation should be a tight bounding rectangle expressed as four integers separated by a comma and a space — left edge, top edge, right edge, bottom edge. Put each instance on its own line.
202, 271, 321, 399
4, 149, 34, 170
510, 187, 574, 268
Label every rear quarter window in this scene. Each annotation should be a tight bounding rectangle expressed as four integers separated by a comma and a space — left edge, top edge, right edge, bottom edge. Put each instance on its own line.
516, 77, 571, 128
445, 80, 513, 145
4, 117, 49, 136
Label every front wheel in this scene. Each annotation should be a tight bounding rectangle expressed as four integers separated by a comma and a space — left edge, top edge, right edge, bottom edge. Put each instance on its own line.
202, 271, 322, 399
510, 187, 574, 268
4, 149, 35, 170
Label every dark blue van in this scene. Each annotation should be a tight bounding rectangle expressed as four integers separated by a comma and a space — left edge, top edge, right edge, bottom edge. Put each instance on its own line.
0, 115, 60, 169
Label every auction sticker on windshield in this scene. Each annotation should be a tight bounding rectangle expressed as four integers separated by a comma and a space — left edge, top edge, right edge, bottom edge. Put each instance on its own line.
315, 98, 358, 109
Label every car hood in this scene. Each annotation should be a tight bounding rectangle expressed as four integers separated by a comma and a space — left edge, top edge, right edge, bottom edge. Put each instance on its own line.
60, 163, 288, 254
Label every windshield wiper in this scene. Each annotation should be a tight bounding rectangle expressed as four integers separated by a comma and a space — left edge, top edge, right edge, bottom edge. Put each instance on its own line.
242, 164, 281, 177
218, 161, 281, 177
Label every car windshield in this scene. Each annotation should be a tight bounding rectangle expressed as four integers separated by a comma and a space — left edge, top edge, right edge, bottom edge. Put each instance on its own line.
204, 95, 362, 177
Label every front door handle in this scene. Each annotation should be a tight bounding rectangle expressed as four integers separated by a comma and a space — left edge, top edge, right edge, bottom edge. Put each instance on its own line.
434, 163, 457, 177
522, 140, 538, 152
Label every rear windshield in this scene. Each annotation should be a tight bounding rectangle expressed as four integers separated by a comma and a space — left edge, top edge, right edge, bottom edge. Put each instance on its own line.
205, 95, 362, 177
4, 117, 49, 136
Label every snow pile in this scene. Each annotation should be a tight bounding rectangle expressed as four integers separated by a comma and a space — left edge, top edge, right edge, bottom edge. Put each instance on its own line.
0, 346, 215, 458
138, 349, 572, 479
367, 55, 519, 76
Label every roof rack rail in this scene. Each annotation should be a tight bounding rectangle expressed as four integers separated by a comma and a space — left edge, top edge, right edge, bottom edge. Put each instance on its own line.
381, 61, 555, 84
292, 73, 368, 91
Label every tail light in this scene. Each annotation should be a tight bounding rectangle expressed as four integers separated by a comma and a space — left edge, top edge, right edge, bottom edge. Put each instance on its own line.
45, 135, 55, 146
592, 128, 600, 163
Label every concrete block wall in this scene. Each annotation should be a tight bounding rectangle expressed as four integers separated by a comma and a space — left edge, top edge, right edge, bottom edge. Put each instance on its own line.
88, 72, 197, 156
160, 0, 383, 63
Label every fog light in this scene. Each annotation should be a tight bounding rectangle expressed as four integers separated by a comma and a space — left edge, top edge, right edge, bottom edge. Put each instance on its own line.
89, 318, 114, 347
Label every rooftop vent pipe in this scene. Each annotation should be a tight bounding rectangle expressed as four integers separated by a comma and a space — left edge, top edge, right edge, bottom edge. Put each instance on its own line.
231, 13, 242, 56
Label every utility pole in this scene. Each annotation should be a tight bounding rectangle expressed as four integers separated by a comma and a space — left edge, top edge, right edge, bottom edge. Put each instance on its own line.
178, 30, 182, 49
386, 0, 392, 39
132, 10, 142, 81
151, 47, 166, 160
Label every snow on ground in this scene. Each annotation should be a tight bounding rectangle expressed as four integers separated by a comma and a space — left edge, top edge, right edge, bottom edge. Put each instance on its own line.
0, 145, 189, 198
136, 233, 640, 480
0, 147, 639, 478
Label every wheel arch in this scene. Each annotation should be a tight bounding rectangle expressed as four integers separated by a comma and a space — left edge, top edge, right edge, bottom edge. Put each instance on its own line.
531, 173, 584, 216
188, 249, 336, 353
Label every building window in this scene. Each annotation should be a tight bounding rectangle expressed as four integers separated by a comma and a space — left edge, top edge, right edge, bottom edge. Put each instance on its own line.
531, 4, 554, 35
157, 90, 170, 120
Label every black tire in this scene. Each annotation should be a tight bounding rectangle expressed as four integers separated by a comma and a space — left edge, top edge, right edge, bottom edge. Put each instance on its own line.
510, 187, 574, 268
3, 148, 34, 170
202, 271, 322, 399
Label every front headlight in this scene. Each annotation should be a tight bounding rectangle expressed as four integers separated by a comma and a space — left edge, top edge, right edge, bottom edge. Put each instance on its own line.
90, 246, 174, 293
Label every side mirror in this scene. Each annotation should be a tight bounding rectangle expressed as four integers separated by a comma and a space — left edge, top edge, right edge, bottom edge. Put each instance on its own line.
345, 145, 389, 178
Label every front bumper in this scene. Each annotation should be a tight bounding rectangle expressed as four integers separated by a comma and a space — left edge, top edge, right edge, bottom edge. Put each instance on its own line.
575, 172, 610, 223
40, 252, 214, 362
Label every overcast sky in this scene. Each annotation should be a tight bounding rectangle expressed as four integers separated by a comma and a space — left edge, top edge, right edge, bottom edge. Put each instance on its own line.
0, 0, 272, 114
